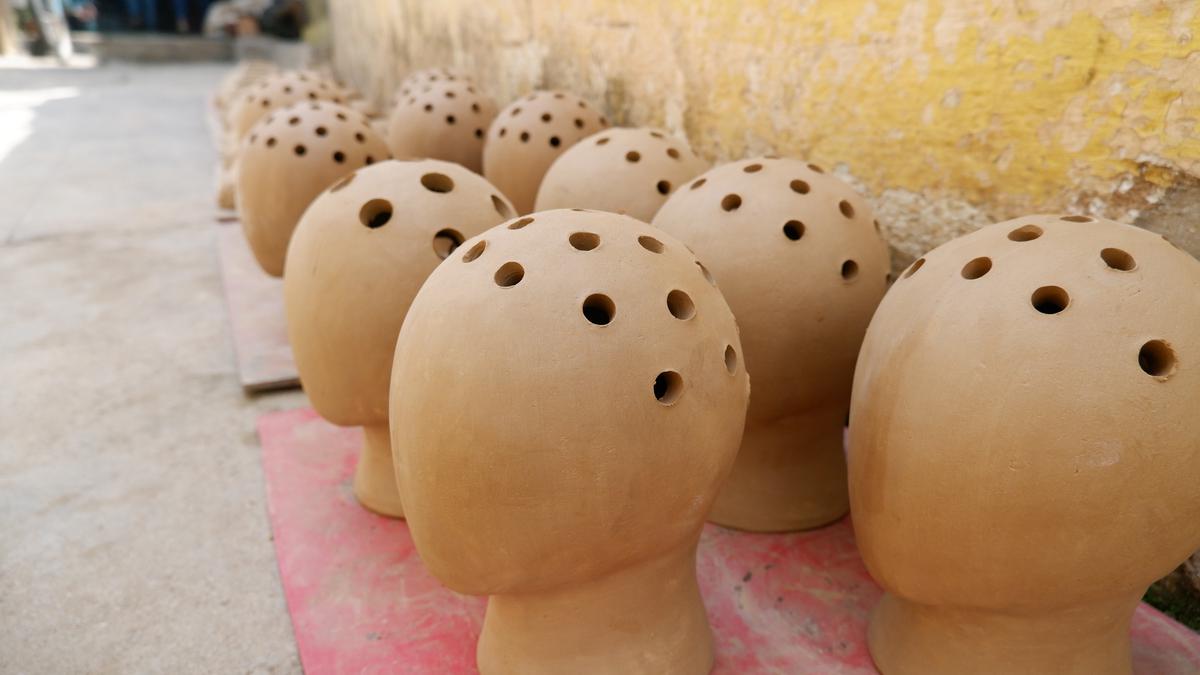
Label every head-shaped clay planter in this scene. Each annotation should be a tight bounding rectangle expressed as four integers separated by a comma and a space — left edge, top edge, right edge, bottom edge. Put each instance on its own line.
652, 157, 890, 532
482, 91, 609, 215
236, 100, 390, 277
229, 70, 345, 141
390, 209, 749, 673
284, 159, 515, 517
386, 79, 499, 174
535, 127, 708, 223
848, 214, 1200, 675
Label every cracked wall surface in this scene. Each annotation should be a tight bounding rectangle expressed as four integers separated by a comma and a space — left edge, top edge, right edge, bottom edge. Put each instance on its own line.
327, 0, 1200, 624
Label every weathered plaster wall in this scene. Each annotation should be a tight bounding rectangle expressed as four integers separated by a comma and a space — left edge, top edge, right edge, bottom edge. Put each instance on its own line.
327, 0, 1200, 624
328, 0, 1200, 269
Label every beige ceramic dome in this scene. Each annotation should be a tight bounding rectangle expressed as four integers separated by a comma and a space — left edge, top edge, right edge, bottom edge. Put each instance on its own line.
390, 209, 749, 674
229, 70, 345, 141
849, 214, 1200, 675
535, 128, 708, 222
386, 79, 499, 173
284, 159, 515, 517
482, 91, 609, 214
236, 100, 390, 277
652, 156, 890, 532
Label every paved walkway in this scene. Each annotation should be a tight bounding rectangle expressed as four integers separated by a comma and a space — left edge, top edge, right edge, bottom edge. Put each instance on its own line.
0, 62, 304, 673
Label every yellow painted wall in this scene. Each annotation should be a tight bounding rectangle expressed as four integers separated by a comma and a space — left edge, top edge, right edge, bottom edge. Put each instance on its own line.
327, 0, 1200, 265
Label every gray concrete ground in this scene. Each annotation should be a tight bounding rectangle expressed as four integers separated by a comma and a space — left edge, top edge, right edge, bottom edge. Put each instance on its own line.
0, 63, 305, 673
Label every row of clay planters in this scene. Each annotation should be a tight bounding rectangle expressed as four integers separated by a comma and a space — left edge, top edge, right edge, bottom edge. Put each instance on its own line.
850, 214, 1200, 675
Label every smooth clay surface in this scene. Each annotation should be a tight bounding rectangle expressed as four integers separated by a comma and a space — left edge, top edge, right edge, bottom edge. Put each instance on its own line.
653, 157, 890, 532
236, 100, 390, 277
536, 127, 708, 223
848, 214, 1200, 675
482, 91, 609, 214
390, 209, 750, 674
386, 79, 498, 174
284, 159, 515, 517
229, 70, 347, 141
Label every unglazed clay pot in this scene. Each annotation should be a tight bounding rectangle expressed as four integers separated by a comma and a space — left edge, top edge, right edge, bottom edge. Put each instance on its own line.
236, 101, 390, 276
285, 159, 515, 517
482, 91, 609, 214
849, 214, 1200, 675
535, 128, 708, 222
652, 157, 889, 532
390, 209, 749, 674
386, 79, 498, 173
229, 70, 345, 141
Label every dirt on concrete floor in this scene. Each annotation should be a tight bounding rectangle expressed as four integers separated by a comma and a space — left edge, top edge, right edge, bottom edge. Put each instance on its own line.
0, 62, 304, 674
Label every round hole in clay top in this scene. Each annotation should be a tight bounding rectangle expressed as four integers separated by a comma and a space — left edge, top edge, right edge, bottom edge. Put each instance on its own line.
690, 178, 706, 190
901, 258, 925, 279
294, 144, 307, 156
1008, 224, 1043, 242
359, 199, 393, 229
462, 240, 486, 263
667, 290, 695, 320
790, 179, 810, 194
667, 148, 681, 159
508, 217, 534, 230
721, 194, 742, 211
626, 151, 641, 163
315, 126, 327, 136
808, 163, 824, 173
1101, 248, 1136, 271
638, 235, 664, 253
657, 180, 671, 195
332, 151, 346, 163
549, 136, 561, 147
421, 172, 455, 193
1138, 339, 1177, 379
1061, 215, 1094, 222
961, 256, 992, 279
783, 220, 804, 241
519, 131, 530, 143
724, 345, 738, 374
432, 229, 464, 259
743, 163, 763, 173
494, 262, 525, 287
596, 137, 610, 146
696, 260, 716, 285
841, 260, 859, 280
491, 195, 512, 218
582, 294, 616, 325
1031, 285, 1070, 314
839, 200, 856, 218
653, 370, 684, 405
569, 232, 600, 251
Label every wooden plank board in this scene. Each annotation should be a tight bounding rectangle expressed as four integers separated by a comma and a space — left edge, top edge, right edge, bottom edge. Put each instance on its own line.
258, 407, 1200, 674
217, 225, 298, 392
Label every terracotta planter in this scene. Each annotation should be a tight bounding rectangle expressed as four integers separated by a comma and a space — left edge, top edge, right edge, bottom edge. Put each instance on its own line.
386, 79, 498, 174
390, 209, 749, 674
236, 101, 390, 277
229, 70, 345, 141
284, 159, 515, 517
849, 214, 1200, 675
653, 157, 890, 532
535, 127, 708, 223
482, 91, 609, 214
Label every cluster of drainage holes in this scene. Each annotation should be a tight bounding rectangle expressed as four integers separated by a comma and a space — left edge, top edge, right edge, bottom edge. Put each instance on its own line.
903, 221, 1173, 379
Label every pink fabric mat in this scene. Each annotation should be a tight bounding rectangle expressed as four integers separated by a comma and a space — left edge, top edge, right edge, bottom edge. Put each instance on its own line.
259, 407, 1200, 674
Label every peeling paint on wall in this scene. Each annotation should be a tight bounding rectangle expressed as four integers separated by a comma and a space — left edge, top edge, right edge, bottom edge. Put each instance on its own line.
327, 0, 1200, 265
